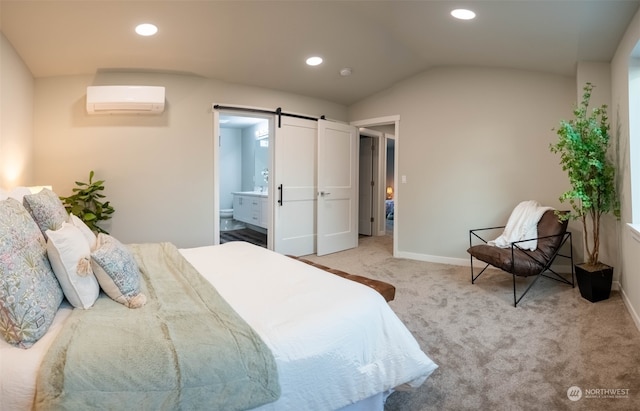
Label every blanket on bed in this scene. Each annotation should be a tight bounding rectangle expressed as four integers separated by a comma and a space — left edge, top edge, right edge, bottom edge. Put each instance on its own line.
34, 242, 280, 411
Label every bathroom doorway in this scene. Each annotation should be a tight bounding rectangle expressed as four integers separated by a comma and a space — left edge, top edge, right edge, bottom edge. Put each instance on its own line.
214, 106, 359, 256
217, 113, 272, 248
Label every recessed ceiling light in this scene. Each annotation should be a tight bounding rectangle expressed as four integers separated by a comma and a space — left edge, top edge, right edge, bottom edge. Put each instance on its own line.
135, 23, 158, 36
339, 68, 353, 77
451, 9, 476, 20
306, 56, 323, 66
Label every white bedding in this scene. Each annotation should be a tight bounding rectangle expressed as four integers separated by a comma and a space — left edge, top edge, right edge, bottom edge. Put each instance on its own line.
181, 242, 437, 410
0, 303, 73, 410
0, 241, 437, 411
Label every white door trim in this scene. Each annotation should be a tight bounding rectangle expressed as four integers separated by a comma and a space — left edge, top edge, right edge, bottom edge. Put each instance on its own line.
358, 128, 385, 236
213, 110, 221, 245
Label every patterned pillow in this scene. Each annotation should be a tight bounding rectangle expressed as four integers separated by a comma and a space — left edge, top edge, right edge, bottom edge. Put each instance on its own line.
0, 186, 32, 202
0, 198, 64, 348
22, 188, 69, 239
91, 233, 146, 309
46, 222, 100, 309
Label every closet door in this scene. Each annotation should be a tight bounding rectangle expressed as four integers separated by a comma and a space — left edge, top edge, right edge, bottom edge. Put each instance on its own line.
317, 120, 358, 256
273, 117, 317, 256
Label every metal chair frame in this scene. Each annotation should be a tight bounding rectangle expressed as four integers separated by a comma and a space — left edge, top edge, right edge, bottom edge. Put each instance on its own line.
469, 226, 574, 307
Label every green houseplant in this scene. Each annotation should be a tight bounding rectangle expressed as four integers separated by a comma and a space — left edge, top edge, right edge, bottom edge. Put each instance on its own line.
60, 170, 115, 234
549, 82, 619, 302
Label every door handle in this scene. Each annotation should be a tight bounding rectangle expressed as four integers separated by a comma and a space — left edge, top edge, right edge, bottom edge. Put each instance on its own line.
320, 191, 331, 197
278, 184, 283, 206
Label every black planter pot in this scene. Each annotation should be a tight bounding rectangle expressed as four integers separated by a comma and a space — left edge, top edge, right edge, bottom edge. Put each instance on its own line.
575, 263, 613, 303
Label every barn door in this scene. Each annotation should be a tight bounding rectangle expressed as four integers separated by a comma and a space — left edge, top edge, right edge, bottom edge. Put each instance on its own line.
316, 119, 358, 256
273, 116, 317, 256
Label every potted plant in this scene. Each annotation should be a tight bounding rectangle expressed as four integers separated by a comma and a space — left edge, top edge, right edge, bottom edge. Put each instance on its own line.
549, 82, 620, 302
60, 170, 115, 234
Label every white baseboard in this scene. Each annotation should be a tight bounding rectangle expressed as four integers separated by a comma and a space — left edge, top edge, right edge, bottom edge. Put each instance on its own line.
396, 251, 574, 273
612, 280, 620, 291
619, 284, 640, 332
394, 251, 469, 266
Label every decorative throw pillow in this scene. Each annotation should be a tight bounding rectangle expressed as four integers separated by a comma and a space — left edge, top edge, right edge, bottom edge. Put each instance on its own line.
46, 223, 100, 309
91, 233, 146, 308
68, 213, 97, 250
22, 188, 69, 239
0, 198, 64, 348
1, 186, 32, 202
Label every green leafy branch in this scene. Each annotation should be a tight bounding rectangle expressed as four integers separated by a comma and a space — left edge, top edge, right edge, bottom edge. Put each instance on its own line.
59, 170, 115, 234
549, 82, 619, 267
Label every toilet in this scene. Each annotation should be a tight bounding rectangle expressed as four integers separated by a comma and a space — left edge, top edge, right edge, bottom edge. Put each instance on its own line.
220, 208, 245, 231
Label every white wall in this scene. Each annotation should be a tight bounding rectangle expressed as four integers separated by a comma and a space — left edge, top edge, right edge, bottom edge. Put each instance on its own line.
349, 67, 576, 263
32, 71, 347, 247
241, 125, 257, 192
0, 32, 34, 188
219, 128, 242, 210
611, 8, 640, 328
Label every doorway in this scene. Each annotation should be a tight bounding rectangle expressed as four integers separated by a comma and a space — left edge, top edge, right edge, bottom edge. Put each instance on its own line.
351, 116, 399, 256
217, 112, 272, 249
358, 128, 395, 237
213, 107, 359, 257
385, 137, 395, 236
358, 131, 379, 236
359, 135, 375, 236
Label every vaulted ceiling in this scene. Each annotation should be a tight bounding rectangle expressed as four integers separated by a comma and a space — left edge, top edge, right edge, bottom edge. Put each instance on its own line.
2, 1, 639, 105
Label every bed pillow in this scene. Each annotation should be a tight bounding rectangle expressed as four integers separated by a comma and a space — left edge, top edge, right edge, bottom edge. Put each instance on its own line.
91, 233, 146, 308
22, 188, 69, 239
68, 213, 97, 250
0, 198, 64, 348
46, 223, 100, 309
1, 186, 32, 202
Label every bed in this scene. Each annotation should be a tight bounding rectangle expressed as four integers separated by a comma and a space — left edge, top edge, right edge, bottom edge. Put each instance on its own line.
0, 188, 437, 411
385, 199, 394, 220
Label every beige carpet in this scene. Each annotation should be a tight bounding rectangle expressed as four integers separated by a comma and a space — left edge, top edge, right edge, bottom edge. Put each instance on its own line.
302, 235, 640, 411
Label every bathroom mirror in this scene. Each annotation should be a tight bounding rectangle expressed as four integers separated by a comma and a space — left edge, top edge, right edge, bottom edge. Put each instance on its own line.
254, 134, 269, 191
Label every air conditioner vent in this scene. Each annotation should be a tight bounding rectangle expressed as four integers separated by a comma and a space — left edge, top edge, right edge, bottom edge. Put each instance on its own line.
86, 86, 165, 114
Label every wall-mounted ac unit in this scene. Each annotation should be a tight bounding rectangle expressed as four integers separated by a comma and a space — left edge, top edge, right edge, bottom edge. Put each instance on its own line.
86, 85, 165, 114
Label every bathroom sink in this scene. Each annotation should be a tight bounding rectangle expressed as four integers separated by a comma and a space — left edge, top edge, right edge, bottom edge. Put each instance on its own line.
234, 191, 268, 196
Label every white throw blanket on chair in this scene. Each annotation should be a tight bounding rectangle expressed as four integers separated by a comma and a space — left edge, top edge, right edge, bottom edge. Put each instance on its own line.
488, 200, 553, 251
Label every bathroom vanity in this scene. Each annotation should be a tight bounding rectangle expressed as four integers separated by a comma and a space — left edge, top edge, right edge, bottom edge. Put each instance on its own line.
232, 192, 268, 229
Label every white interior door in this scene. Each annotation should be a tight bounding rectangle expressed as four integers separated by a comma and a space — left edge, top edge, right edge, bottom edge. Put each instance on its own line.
317, 119, 358, 256
273, 116, 317, 256
359, 136, 374, 236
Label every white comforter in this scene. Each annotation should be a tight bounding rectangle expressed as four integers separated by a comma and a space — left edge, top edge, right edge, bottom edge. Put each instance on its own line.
0, 241, 437, 411
181, 242, 437, 410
